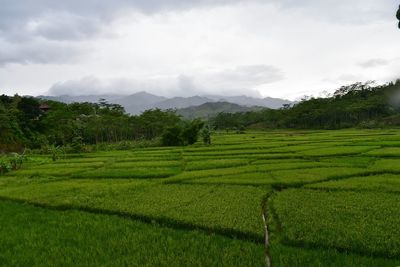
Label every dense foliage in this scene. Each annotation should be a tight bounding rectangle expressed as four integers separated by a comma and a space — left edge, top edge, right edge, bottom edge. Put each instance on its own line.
161, 119, 204, 146
0, 96, 200, 152
211, 80, 400, 130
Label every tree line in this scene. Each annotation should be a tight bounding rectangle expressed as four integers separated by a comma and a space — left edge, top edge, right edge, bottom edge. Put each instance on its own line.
0, 96, 206, 152
211, 80, 400, 130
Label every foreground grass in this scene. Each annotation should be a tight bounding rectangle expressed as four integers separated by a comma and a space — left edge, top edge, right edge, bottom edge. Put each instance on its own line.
269, 240, 400, 267
2, 129, 400, 266
0, 180, 266, 240
273, 189, 400, 258
0, 201, 264, 267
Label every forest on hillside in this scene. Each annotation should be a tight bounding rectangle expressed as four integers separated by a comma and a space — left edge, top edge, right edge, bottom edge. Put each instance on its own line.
212, 80, 400, 130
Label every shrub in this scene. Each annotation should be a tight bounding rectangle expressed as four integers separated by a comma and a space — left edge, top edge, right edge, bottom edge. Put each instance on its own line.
0, 158, 11, 175
71, 136, 84, 153
201, 125, 212, 145
9, 152, 26, 170
161, 125, 184, 146
181, 120, 204, 145
0, 151, 26, 174
161, 120, 205, 147
47, 145, 66, 161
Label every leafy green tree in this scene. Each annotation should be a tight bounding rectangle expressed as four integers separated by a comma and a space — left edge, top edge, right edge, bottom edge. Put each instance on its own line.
161, 125, 184, 146
17, 97, 41, 129
182, 119, 204, 145
161, 119, 205, 146
201, 125, 212, 145
139, 109, 181, 140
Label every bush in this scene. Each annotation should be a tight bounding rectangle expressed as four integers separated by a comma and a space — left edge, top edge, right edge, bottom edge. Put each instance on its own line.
0, 151, 26, 175
181, 120, 204, 145
358, 120, 383, 129
0, 159, 11, 175
71, 136, 84, 153
161, 119, 205, 147
47, 145, 66, 161
9, 152, 26, 170
201, 125, 212, 145
235, 126, 246, 134
161, 125, 184, 146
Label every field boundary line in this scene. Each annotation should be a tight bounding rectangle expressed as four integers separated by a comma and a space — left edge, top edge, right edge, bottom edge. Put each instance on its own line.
297, 170, 400, 189
302, 186, 400, 195
261, 191, 275, 267
280, 238, 400, 260
163, 164, 355, 185
172, 181, 267, 187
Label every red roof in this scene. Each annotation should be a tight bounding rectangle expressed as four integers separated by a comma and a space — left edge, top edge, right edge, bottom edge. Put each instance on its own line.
39, 104, 50, 110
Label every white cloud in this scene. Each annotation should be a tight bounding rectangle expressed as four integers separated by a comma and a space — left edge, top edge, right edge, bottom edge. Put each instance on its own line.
47, 65, 275, 97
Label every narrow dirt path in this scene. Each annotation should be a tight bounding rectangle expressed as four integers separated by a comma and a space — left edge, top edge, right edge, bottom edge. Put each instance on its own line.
261, 192, 274, 267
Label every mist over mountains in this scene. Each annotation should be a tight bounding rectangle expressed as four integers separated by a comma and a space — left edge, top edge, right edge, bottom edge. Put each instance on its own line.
39, 91, 293, 115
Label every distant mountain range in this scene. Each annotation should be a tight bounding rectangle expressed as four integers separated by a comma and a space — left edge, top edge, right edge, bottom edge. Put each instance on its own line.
39, 91, 292, 115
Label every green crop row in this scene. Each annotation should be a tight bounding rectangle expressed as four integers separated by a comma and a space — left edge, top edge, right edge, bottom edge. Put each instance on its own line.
3, 129, 400, 266
306, 174, 400, 193
184, 159, 250, 171
299, 146, 379, 157
273, 189, 400, 257
0, 201, 264, 266
0, 180, 267, 240
71, 167, 182, 179
182, 167, 365, 186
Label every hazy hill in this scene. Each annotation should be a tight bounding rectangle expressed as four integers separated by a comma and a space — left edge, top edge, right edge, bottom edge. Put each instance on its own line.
39, 91, 292, 115
114, 92, 167, 115
205, 95, 292, 109
154, 96, 213, 110
176, 102, 264, 119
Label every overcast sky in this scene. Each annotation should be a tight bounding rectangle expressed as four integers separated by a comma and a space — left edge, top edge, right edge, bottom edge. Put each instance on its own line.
0, 0, 399, 100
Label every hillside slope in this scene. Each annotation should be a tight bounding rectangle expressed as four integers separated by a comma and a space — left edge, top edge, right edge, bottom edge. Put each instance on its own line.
177, 102, 264, 119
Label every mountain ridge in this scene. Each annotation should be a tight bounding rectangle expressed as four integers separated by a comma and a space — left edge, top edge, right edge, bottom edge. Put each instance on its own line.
176, 101, 265, 120
38, 91, 292, 115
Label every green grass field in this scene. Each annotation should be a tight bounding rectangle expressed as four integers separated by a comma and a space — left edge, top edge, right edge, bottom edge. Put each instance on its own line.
1, 129, 400, 266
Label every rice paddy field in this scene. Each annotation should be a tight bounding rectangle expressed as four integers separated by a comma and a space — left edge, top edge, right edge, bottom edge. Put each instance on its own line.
1, 129, 400, 266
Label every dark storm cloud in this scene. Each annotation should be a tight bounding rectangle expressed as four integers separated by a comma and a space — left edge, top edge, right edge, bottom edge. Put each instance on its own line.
0, 0, 397, 70
2, 0, 394, 42
0, 0, 254, 66
0, 39, 85, 66
0, 0, 251, 40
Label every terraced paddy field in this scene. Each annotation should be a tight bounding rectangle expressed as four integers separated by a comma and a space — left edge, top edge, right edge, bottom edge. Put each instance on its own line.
1, 129, 400, 266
